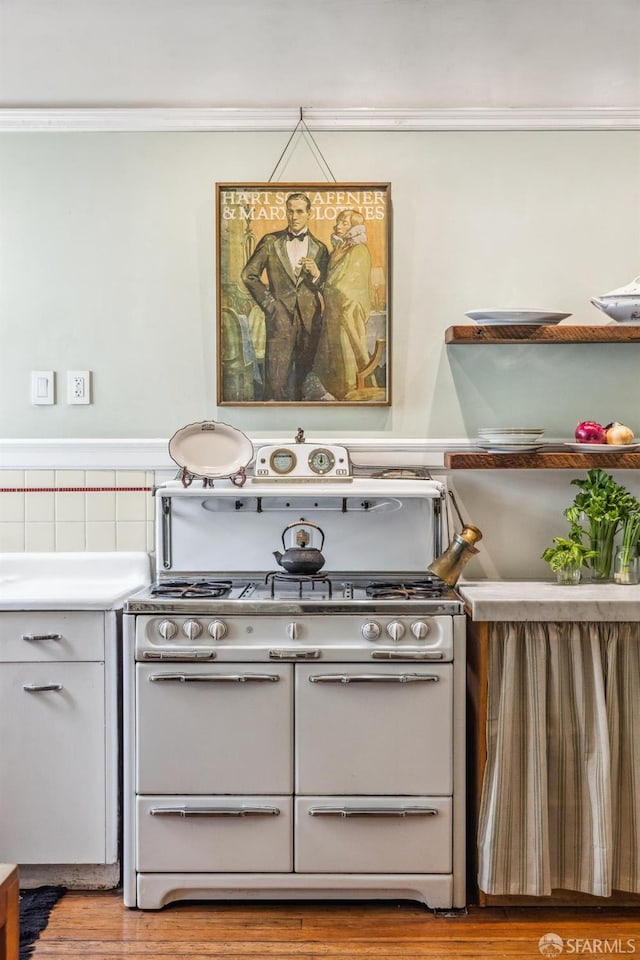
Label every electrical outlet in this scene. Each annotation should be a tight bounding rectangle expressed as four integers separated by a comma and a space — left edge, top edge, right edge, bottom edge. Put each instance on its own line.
67, 370, 91, 405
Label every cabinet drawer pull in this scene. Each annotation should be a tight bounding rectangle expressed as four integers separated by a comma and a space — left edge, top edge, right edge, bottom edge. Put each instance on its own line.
23, 683, 63, 693
308, 806, 438, 818
148, 673, 280, 683
308, 673, 439, 684
21, 633, 62, 642
149, 805, 280, 818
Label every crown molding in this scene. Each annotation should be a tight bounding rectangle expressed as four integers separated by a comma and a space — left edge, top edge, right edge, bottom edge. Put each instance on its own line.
0, 106, 638, 133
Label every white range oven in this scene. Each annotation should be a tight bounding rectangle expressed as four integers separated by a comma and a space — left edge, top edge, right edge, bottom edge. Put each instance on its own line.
122, 451, 466, 911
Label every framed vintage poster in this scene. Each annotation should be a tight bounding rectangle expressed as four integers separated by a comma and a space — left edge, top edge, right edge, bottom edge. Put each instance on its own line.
216, 183, 391, 406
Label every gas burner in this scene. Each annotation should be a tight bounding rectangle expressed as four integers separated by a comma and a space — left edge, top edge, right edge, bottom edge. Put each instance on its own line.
150, 579, 233, 599
365, 578, 448, 600
265, 571, 333, 599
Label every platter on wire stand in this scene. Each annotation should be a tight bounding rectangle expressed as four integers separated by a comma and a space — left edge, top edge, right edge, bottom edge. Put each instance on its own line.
168, 421, 253, 487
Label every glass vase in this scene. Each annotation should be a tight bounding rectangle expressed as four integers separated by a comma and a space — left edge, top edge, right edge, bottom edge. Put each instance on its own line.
589, 523, 618, 582
614, 546, 639, 585
556, 564, 582, 585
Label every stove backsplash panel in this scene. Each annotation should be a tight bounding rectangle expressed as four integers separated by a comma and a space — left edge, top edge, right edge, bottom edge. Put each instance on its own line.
161, 494, 438, 576
0, 470, 155, 552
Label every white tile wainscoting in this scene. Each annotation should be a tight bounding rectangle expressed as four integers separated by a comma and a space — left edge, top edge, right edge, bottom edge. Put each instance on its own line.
0, 438, 457, 555
0, 471, 155, 553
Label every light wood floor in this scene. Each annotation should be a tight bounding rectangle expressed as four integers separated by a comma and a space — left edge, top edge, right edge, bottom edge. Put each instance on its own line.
31, 890, 640, 959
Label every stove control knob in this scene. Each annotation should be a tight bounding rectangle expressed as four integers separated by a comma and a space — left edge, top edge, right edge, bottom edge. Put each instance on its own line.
387, 620, 406, 642
411, 620, 430, 640
208, 619, 228, 641
361, 621, 381, 641
183, 619, 202, 640
158, 619, 178, 641
287, 622, 299, 641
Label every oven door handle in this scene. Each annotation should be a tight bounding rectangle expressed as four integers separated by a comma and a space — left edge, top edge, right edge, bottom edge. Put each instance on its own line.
148, 673, 281, 683
308, 673, 439, 684
269, 648, 321, 660
371, 649, 444, 660
149, 805, 281, 817
308, 805, 438, 818
142, 650, 216, 661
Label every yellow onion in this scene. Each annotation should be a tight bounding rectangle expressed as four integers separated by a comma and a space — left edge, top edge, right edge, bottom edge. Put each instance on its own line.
605, 422, 635, 444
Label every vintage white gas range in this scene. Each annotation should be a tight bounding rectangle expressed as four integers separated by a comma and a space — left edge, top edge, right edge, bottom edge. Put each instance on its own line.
122, 442, 466, 910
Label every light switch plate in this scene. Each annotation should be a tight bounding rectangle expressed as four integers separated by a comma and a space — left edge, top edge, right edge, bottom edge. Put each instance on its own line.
31, 370, 55, 404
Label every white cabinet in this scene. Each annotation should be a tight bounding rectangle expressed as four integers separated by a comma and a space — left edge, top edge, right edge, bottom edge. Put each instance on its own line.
0, 611, 118, 867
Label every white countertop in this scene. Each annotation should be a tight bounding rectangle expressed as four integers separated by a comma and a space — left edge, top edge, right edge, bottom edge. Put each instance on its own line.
0, 552, 151, 610
458, 579, 640, 622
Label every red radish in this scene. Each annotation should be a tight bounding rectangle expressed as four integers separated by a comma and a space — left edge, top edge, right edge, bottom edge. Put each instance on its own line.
575, 421, 606, 443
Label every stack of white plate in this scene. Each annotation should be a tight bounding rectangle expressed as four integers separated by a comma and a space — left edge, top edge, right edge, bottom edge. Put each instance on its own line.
476, 427, 545, 453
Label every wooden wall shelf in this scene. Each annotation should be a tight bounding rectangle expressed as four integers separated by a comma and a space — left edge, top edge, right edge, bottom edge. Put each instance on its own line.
445, 325, 640, 344
445, 451, 640, 469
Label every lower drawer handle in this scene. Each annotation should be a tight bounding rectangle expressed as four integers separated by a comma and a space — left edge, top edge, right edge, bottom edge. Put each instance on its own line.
21, 633, 62, 642
149, 806, 280, 817
149, 673, 280, 683
309, 673, 439, 683
23, 683, 63, 693
308, 806, 438, 818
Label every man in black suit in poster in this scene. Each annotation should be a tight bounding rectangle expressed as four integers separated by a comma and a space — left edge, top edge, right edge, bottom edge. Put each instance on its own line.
241, 192, 329, 401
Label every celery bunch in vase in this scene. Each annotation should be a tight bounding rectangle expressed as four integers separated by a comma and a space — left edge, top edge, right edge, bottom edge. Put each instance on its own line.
565, 469, 640, 581
615, 507, 640, 584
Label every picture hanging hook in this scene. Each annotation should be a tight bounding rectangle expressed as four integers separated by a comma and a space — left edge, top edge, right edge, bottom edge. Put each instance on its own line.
268, 107, 336, 183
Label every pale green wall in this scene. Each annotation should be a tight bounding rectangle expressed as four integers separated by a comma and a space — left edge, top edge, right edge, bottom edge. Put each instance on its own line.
1, 129, 639, 441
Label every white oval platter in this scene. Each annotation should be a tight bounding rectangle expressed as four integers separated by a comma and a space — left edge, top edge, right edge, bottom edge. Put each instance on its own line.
169, 421, 254, 478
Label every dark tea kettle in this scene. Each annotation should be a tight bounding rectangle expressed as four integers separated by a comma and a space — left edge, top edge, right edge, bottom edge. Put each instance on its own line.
273, 519, 326, 574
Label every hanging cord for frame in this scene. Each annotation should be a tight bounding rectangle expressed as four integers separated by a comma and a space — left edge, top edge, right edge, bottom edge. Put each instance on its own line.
268, 108, 337, 183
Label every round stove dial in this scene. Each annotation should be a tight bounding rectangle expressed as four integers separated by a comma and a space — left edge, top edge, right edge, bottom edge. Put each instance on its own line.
208, 619, 228, 641
183, 619, 202, 640
387, 620, 406, 642
158, 619, 177, 641
361, 621, 381, 641
411, 620, 430, 640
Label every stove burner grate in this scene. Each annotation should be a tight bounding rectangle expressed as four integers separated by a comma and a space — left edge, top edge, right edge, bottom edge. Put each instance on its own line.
265, 571, 333, 599
150, 579, 233, 599
365, 578, 448, 600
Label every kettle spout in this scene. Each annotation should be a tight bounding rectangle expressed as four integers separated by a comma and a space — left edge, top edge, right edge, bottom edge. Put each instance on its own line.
273, 550, 284, 566
590, 297, 609, 315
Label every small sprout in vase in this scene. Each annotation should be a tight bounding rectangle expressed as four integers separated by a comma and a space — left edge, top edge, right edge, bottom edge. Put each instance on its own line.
542, 525, 597, 584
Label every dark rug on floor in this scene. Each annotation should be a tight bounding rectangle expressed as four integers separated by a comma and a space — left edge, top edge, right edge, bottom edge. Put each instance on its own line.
19, 886, 66, 960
